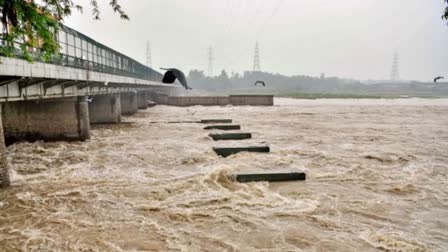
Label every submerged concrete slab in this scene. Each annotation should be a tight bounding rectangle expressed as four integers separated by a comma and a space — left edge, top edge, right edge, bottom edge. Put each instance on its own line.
120, 92, 138, 115
89, 94, 121, 124
209, 133, 252, 141
213, 146, 270, 157
204, 125, 241, 130
235, 172, 306, 183
0, 106, 10, 188
2, 96, 90, 143
201, 119, 232, 124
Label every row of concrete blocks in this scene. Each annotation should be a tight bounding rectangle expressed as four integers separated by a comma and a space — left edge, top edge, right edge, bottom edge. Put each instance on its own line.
0, 91, 154, 188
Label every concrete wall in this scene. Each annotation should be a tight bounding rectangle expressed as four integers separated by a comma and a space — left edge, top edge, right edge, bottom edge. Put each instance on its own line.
120, 92, 138, 115
0, 106, 10, 188
155, 95, 274, 107
89, 94, 121, 124
167, 96, 230, 106
229, 95, 274, 106
151, 94, 169, 105
2, 96, 90, 143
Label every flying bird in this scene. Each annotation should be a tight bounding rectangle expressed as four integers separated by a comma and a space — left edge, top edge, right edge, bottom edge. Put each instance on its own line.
160, 68, 191, 90
434, 76, 444, 83
254, 80, 266, 87
186, 109, 197, 115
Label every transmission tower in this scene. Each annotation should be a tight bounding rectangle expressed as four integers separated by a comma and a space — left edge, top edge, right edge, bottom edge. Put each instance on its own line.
207, 46, 214, 76
146, 41, 152, 67
253, 41, 261, 72
390, 52, 399, 81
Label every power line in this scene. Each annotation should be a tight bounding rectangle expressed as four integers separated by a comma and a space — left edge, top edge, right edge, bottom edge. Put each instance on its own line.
246, 0, 265, 27
255, 0, 286, 38
222, 1, 286, 71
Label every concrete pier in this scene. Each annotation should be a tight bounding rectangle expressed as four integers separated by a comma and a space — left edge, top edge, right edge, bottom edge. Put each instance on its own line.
120, 92, 138, 115
2, 96, 90, 143
89, 94, 121, 124
0, 107, 10, 188
137, 91, 148, 109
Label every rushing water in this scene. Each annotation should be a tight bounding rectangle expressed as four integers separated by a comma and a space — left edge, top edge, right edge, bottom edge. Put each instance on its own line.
1, 98, 447, 251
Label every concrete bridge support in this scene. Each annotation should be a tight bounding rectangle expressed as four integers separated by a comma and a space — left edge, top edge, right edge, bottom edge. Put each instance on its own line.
146, 91, 159, 103
89, 94, 121, 124
120, 92, 138, 115
137, 91, 148, 110
2, 97, 90, 143
0, 107, 10, 188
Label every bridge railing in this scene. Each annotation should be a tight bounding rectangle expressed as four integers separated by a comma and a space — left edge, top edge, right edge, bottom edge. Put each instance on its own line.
0, 20, 163, 82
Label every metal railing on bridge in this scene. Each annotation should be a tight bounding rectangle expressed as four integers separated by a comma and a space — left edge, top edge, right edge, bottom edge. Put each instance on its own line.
1, 22, 163, 82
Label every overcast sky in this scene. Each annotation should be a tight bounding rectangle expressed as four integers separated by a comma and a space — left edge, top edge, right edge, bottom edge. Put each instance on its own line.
66, 0, 448, 81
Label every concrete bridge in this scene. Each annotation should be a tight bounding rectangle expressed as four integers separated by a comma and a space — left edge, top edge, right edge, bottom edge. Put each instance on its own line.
0, 25, 182, 187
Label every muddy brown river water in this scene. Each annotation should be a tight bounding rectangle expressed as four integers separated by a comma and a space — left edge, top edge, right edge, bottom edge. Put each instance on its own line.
0, 98, 447, 251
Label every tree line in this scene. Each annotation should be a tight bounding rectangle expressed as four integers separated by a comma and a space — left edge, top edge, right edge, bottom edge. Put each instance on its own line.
188, 69, 362, 92
188, 69, 448, 97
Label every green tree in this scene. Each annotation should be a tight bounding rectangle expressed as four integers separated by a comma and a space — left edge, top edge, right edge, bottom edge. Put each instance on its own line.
0, 0, 128, 61
444, 0, 448, 23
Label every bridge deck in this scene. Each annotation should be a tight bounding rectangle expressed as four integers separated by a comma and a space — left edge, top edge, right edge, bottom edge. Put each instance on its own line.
0, 56, 178, 102
0, 24, 180, 101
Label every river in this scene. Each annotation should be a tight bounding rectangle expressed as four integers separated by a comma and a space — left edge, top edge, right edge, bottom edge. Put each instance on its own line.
0, 98, 447, 251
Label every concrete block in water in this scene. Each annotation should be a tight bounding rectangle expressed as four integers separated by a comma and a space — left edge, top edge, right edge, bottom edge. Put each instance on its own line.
213, 146, 270, 157
200, 119, 232, 124
209, 133, 252, 141
167, 119, 232, 124
204, 125, 241, 130
235, 172, 306, 183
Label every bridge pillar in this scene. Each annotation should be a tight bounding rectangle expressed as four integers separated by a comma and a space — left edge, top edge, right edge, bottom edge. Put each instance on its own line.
120, 92, 138, 115
89, 94, 121, 124
137, 91, 148, 110
0, 106, 10, 188
2, 96, 90, 143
